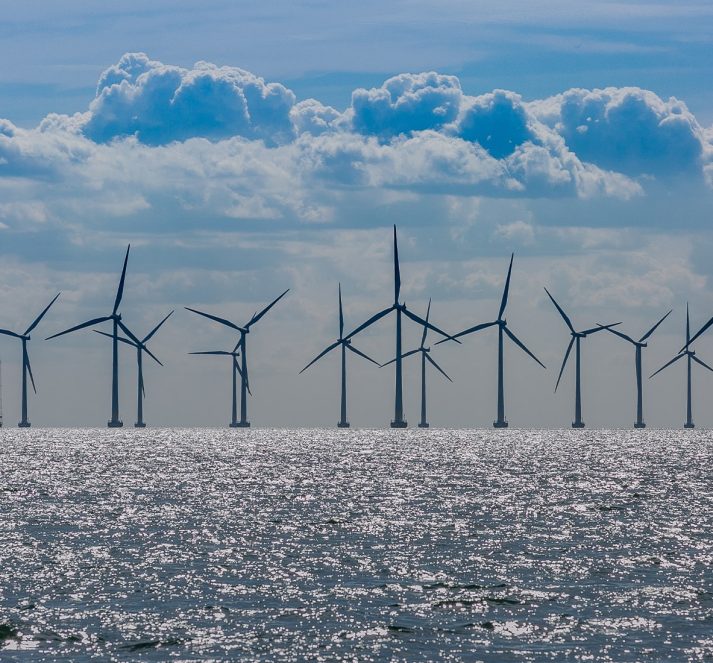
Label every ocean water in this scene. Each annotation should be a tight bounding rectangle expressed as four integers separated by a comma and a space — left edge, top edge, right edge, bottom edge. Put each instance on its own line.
0, 428, 712, 661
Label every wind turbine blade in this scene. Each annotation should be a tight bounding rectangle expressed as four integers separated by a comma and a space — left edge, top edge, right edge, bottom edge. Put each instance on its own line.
582, 322, 620, 335
686, 303, 690, 347
142, 346, 163, 367
246, 289, 289, 329
425, 353, 453, 382
597, 324, 636, 345
420, 299, 431, 348
117, 321, 142, 348
24, 346, 37, 394
555, 337, 575, 392
112, 245, 131, 315
93, 329, 136, 348
338, 283, 344, 340
344, 306, 393, 340
234, 357, 251, 395
504, 326, 546, 368
544, 287, 576, 334
299, 340, 341, 373
189, 350, 234, 355
393, 225, 401, 305
0, 328, 22, 339
436, 320, 497, 345
498, 253, 514, 321
143, 310, 174, 343
24, 292, 61, 336
649, 353, 685, 379
639, 309, 672, 343
184, 307, 244, 332
402, 308, 453, 340
692, 354, 713, 373
46, 316, 111, 340
379, 348, 420, 367
685, 314, 713, 349
346, 343, 381, 367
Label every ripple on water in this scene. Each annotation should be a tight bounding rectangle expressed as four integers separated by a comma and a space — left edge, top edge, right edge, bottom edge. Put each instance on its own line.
0, 428, 712, 660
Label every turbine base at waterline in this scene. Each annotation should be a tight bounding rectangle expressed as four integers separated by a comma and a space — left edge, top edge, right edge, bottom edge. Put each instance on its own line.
418, 422, 430, 428
230, 421, 251, 428
572, 421, 585, 429
634, 421, 646, 429
493, 419, 508, 428
108, 420, 124, 428
684, 422, 695, 429
134, 422, 146, 428
18, 421, 31, 428
337, 421, 350, 428
391, 419, 408, 428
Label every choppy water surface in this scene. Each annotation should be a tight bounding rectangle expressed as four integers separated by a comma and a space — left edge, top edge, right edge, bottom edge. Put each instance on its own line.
1, 429, 712, 661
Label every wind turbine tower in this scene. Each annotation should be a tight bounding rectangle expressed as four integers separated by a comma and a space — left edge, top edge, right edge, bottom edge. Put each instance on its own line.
345, 226, 454, 428
0, 293, 60, 427
545, 288, 619, 428
186, 289, 289, 427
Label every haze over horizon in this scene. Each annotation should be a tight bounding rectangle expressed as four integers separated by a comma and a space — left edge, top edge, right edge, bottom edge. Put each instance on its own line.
1, 1, 713, 428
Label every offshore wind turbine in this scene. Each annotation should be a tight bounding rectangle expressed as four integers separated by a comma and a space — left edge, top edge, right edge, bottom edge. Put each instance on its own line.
94, 311, 173, 427
0, 293, 61, 427
545, 288, 620, 428
189, 340, 249, 427
47, 245, 141, 427
382, 299, 452, 428
438, 254, 545, 427
598, 310, 672, 428
300, 284, 379, 428
650, 304, 713, 429
185, 289, 289, 427
344, 225, 455, 428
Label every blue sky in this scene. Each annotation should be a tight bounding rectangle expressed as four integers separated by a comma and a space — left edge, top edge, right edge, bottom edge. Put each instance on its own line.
0, 1, 713, 427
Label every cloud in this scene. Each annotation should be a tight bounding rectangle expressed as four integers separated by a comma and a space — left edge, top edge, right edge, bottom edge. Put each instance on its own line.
82, 53, 297, 146
0, 52, 711, 245
531, 87, 706, 178
350, 72, 463, 139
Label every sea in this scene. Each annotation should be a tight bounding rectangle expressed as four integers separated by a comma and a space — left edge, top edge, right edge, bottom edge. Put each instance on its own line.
1, 428, 712, 661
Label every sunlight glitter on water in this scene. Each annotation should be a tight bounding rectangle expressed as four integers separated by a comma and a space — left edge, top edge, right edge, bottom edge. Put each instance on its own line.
0, 428, 712, 660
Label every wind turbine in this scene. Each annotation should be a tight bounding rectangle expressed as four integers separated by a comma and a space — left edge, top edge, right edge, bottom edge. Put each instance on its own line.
94, 311, 173, 427
382, 299, 452, 428
46, 245, 140, 427
189, 340, 249, 427
597, 310, 672, 428
437, 254, 545, 427
0, 293, 61, 427
300, 284, 379, 428
650, 304, 713, 429
185, 289, 289, 427
344, 225, 455, 428
545, 288, 620, 428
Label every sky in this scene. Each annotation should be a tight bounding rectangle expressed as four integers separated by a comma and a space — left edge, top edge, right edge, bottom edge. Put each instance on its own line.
1, 0, 713, 428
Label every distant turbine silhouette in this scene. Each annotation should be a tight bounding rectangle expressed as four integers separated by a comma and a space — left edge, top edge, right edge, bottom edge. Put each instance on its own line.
0, 293, 61, 427
300, 284, 379, 428
598, 309, 672, 428
185, 289, 289, 427
545, 288, 620, 428
190, 340, 250, 427
94, 311, 173, 427
345, 225, 455, 428
650, 304, 713, 429
438, 254, 545, 427
47, 245, 139, 427
382, 299, 452, 428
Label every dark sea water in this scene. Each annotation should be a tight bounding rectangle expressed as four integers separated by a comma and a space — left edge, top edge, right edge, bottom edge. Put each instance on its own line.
1, 429, 712, 661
